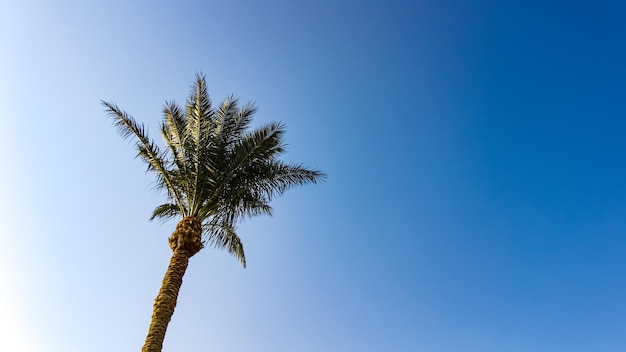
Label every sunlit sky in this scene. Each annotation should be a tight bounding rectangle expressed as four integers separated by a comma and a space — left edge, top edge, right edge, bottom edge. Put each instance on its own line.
2, 0, 626, 351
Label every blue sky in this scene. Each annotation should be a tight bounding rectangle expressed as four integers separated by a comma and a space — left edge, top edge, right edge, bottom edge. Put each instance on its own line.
1, 0, 626, 351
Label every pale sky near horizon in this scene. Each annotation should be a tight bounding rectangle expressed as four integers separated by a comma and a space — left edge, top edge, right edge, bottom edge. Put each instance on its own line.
2, 0, 626, 351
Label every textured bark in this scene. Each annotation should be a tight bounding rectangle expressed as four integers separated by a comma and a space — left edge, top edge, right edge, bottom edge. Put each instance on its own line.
168, 217, 203, 255
142, 217, 203, 352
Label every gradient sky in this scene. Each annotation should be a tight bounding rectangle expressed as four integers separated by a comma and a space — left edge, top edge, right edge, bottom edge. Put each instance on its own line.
2, 0, 626, 351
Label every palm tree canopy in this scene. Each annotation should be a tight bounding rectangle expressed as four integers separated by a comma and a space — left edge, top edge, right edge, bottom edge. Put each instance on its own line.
103, 74, 324, 266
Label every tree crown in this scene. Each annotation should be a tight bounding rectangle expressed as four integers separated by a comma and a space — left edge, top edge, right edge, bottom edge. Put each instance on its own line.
104, 74, 325, 266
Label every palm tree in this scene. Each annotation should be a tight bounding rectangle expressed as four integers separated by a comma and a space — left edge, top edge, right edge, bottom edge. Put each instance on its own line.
103, 74, 324, 352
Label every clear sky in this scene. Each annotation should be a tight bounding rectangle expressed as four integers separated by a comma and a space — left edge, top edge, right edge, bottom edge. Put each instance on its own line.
1, 0, 626, 351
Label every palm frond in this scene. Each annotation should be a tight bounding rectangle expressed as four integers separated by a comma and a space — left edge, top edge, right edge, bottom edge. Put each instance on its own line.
183, 75, 217, 215
151, 203, 183, 221
184, 74, 213, 150
161, 101, 193, 201
213, 94, 238, 140
214, 96, 256, 148
233, 160, 325, 201
232, 102, 256, 141
203, 222, 247, 267
228, 122, 286, 170
162, 101, 188, 169
102, 100, 186, 214
202, 189, 273, 222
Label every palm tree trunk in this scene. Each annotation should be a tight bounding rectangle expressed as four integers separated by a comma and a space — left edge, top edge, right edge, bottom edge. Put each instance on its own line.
141, 248, 190, 352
